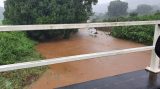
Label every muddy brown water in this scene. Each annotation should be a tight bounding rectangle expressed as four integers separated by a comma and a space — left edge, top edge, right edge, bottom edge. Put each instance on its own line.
27, 29, 151, 89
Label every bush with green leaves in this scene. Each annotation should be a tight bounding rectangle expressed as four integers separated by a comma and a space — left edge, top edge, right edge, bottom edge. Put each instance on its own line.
3, 0, 97, 41
0, 32, 38, 64
0, 32, 47, 89
111, 25, 154, 45
110, 13, 160, 45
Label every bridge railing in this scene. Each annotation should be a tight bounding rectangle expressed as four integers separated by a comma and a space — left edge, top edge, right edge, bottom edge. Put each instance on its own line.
0, 21, 160, 73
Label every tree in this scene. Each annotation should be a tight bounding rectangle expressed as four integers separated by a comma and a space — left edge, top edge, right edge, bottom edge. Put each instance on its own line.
136, 4, 153, 15
108, 0, 128, 18
129, 12, 138, 17
3, 0, 97, 41
0, 7, 4, 20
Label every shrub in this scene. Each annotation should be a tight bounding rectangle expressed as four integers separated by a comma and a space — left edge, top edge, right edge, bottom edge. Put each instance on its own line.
0, 32, 37, 64
111, 25, 154, 45
110, 13, 160, 45
0, 32, 47, 89
27, 29, 78, 41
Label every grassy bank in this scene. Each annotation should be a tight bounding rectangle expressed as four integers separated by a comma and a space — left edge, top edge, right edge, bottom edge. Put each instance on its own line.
109, 13, 160, 45
0, 32, 47, 89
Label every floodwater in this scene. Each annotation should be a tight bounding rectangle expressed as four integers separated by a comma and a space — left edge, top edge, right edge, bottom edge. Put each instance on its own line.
27, 29, 152, 89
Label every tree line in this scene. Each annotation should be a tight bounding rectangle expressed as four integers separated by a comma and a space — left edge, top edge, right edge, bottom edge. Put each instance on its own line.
107, 0, 156, 17
3, 0, 98, 41
91, 0, 160, 22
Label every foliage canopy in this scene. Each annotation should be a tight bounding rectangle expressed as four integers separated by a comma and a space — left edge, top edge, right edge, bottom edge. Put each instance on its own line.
3, 0, 97, 41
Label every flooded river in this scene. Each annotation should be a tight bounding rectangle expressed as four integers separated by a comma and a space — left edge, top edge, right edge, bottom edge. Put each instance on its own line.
28, 29, 151, 89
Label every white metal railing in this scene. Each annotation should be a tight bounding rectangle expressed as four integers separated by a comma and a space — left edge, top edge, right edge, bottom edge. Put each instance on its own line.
0, 21, 160, 73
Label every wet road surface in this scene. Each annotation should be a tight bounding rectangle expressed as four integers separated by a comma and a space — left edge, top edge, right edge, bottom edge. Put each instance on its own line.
28, 29, 152, 89
58, 70, 160, 89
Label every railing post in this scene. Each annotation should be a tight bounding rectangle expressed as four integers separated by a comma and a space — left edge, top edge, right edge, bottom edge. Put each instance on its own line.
146, 24, 160, 73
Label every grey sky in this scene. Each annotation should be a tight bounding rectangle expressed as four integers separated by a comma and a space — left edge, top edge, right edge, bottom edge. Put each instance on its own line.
93, 0, 160, 13
0, 0, 5, 7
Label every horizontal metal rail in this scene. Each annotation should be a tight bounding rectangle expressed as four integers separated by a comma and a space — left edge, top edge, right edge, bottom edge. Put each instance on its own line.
0, 21, 160, 31
0, 21, 159, 73
0, 46, 154, 72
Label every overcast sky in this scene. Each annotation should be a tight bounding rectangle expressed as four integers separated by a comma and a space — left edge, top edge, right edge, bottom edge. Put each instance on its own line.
93, 0, 160, 13
0, 0, 5, 7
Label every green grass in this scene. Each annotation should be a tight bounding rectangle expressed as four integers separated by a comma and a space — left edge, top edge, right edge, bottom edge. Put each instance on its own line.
0, 32, 48, 89
0, 67, 48, 89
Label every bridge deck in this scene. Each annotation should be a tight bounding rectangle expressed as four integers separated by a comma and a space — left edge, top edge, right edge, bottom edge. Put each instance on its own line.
57, 70, 160, 89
